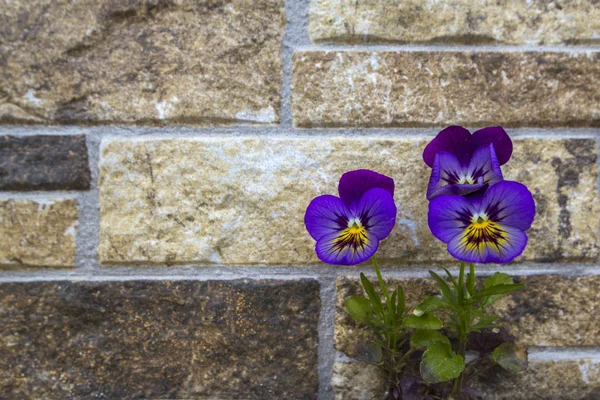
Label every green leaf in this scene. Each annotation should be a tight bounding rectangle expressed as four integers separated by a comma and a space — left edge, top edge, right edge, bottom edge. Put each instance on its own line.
345, 295, 372, 323
352, 341, 383, 364
360, 273, 384, 315
471, 284, 525, 303
395, 286, 405, 317
410, 329, 450, 349
442, 268, 458, 288
429, 270, 455, 304
483, 273, 516, 306
403, 312, 443, 330
492, 342, 528, 372
414, 296, 447, 316
420, 341, 465, 383
484, 272, 513, 288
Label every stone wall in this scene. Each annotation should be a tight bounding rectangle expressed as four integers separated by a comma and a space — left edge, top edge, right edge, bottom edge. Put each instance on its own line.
0, 1, 598, 399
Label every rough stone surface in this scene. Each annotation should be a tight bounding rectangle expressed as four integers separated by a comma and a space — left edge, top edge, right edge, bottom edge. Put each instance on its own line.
309, 0, 600, 45
0, 279, 320, 399
0, 0, 284, 125
332, 360, 600, 400
488, 275, 600, 347
503, 139, 599, 262
292, 51, 600, 128
336, 275, 600, 356
99, 137, 598, 266
0, 135, 90, 190
331, 362, 387, 400
0, 198, 77, 268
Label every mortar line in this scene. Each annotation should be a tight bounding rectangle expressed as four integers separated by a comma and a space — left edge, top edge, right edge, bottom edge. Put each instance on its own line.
317, 276, 337, 400
1, 263, 600, 282
281, 0, 311, 127
0, 126, 599, 139
334, 348, 600, 363
294, 44, 600, 53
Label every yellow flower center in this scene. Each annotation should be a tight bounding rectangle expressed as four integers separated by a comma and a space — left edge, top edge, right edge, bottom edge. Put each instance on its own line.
334, 218, 369, 251
457, 174, 475, 184
461, 214, 507, 251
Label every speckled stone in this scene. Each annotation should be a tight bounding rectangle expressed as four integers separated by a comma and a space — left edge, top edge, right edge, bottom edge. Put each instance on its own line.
489, 275, 600, 347
0, 279, 320, 399
335, 275, 600, 357
331, 362, 387, 400
474, 359, 600, 399
292, 52, 600, 128
0, 0, 284, 125
0, 199, 77, 268
0, 135, 90, 190
99, 137, 598, 266
503, 139, 599, 262
309, 0, 600, 45
332, 360, 600, 400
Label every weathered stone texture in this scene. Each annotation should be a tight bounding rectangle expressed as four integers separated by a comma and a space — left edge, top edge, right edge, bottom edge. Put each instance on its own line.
292, 52, 600, 128
0, 135, 90, 190
99, 138, 598, 266
503, 139, 599, 262
0, 0, 284, 125
331, 362, 387, 400
0, 199, 77, 268
309, 0, 600, 45
332, 360, 600, 400
335, 275, 600, 357
489, 275, 600, 347
0, 279, 320, 399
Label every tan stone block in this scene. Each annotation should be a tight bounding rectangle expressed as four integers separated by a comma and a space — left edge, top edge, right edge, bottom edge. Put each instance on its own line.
99, 138, 598, 266
310, 0, 600, 45
0, 199, 77, 268
292, 52, 600, 128
331, 362, 387, 400
0, 0, 284, 124
331, 359, 600, 400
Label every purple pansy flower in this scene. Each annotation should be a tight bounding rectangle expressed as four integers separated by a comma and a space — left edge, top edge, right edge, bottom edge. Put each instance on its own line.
305, 170, 397, 265
428, 181, 535, 264
424, 126, 512, 200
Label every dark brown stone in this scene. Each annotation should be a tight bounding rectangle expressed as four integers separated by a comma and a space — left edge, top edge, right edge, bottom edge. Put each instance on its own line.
0, 135, 90, 190
0, 279, 320, 399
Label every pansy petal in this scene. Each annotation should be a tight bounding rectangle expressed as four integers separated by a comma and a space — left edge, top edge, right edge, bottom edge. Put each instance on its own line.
484, 226, 528, 264
448, 224, 527, 264
479, 181, 536, 231
304, 195, 349, 241
465, 143, 503, 188
428, 195, 475, 243
338, 169, 395, 208
426, 151, 486, 200
315, 230, 379, 265
353, 188, 397, 240
423, 126, 474, 168
427, 183, 488, 200
472, 126, 513, 166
